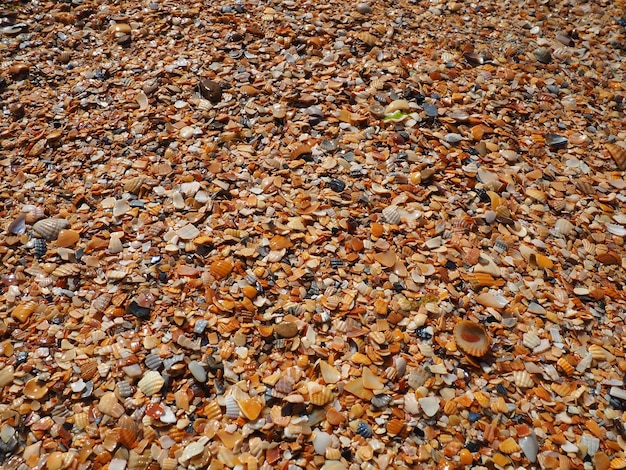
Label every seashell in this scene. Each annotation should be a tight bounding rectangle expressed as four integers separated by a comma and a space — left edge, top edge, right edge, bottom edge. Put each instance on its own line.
80, 360, 98, 381
210, 260, 233, 280
224, 395, 241, 418
106, 269, 128, 280
118, 427, 138, 448
116, 380, 133, 398
56, 229, 80, 248
382, 206, 401, 224
588, 344, 614, 362
310, 386, 335, 406
237, 397, 263, 420
554, 219, 574, 236
611, 457, 626, 470
606, 143, 626, 170
525, 189, 546, 203
453, 320, 490, 358
556, 358, 575, 376
160, 458, 177, 470
33, 218, 69, 240
23, 378, 49, 400
495, 205, 514, 225
127, 451, 151, 470
144, 353, 163, 370
356, 421, 372, 438
522, 331, 541, 349
499, 437, 521, 454
357, 31, 377, 47
124, 176, 146, 194
137, 371, 165, 396
11, 300, 38, 322
33, 238, 47, 258
98, 392, 125, 418
550, 382, 571, 397
204, 401, 222, 420
386, 418, 407, 437
530, 253, 553, 270
513, 370, 534, 388
274, 376, 295, 394
269, 235, 292, 250
8, 213, 26, 234
92, 294, 112, 313
290, 143, 312, 159
463, 272, 503, 289
374, 250, 397, 268
534, 47, 552, 64
596, 251, 621, 265
52, 263, 81, 277
224, 229, 249, 239
575, 178, 596, 195
475, 291, 508, 308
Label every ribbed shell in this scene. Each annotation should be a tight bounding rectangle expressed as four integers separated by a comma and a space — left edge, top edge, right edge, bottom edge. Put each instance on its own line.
144, 354, 163, 370
356, 421, 372, 438
453, 320, 490, 357
33, 218, 69, 240
224, 395, 241, 418
137, 371, 165, 396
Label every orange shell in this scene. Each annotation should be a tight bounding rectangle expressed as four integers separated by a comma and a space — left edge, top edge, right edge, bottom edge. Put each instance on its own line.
386, 418, 407, 437
210, 260, 233, 279
241, 285, 258, 299
453, 320, 490, 357
269, 235, 292, 250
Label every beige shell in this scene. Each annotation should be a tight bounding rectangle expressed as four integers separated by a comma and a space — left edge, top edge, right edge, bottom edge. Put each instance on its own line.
309, 386, 335, 406
51, 264, 81, 277
98, 392, 125, 418
382, 206, 401, 225
453, 321, 490, 358
161, 458, 178, 470
138, 371, 165, 396
127, 451, 151, 470
513, 370, 534, 388
210, 260, 233, 279
33, 218, 70, 240
522, 331, 541, 350
554, 219, 574, 236
11, 300, 38, 322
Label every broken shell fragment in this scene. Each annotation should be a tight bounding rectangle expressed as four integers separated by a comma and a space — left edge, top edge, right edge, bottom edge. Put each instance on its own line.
453, 320, 491, 358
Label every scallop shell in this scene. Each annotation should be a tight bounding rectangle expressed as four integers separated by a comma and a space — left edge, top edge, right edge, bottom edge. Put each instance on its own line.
606, 143, 626, 170
526, 189, 546, 203
611, 457, 626, 470
210, 260, 233, 280
356, 421, 372, 438
382, 206, 401, 224
499, 437, 521, 454
513, 370, 534, 388
116, 381, 133, 398
453, 320, 490, 358
137, 371, 165, 396
118, 427, 138, 448
310, 386, 335, 406
144, 354, 163, 370
33, 218, 70, 240
554, 218, 574, 236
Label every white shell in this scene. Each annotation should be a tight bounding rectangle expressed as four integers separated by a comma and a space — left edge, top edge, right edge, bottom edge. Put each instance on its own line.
554, 218, 574, 236
33, 218, 69, 240
224, 395, 241, 418
382, 206, 401, 225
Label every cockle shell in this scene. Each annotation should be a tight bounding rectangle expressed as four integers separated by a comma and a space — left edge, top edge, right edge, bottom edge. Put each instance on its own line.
453, 320, 490, 357
513, 370, 534, 388
499, 437, 521, 454
224, 395, 241, 418
52, 263, 81, 277
204, 401, 222, 420
23, 378, 49, 400
137, 371, 165, 396
33, 218, 69, 240
309, 386, 335, 406
382, 206, 401, 224
357, 31, 377, 47
210, 260, 233, 279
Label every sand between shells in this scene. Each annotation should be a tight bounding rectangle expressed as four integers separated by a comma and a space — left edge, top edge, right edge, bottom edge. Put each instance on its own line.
1, 0, 626, 469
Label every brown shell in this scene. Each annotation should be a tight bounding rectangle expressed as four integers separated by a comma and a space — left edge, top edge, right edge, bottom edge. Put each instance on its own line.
209, 260, 233, 279
453, 320, 490, 358
309, 386, 335, 406
269, 235, 292, 250
606, 143, 626, 170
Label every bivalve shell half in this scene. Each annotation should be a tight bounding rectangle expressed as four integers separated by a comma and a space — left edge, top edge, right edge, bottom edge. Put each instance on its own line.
23, 378, 49, 400
513, 370, 534, 388
606, 143, 626, 170
309, 386, 335, 406
137, 371, 165, 396
33, 218, 70, 240
382, 206, 402, 225
210, 260, 233, 280
98, 392, 125, 418
499, 437, 521, 454
453, 320, 490, 358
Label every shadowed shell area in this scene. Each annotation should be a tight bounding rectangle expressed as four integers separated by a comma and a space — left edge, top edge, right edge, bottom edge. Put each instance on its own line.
0, 0, 626, 468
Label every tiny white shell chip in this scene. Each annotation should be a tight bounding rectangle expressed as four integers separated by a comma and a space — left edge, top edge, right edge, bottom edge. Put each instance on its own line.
418, 396, 440, 417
